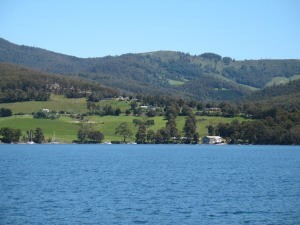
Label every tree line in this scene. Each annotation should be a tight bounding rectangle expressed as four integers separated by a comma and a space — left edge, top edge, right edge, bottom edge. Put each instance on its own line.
0, 127, 45, 143
211, 109, 300, 144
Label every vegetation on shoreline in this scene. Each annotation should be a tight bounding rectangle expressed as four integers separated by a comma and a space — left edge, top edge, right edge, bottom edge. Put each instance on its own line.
0, 92, 299, 144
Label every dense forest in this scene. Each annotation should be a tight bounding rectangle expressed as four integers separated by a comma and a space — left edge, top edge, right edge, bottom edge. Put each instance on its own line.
245, 79, 300, 111
0, 63, 119, 103
1, 38, 300, 101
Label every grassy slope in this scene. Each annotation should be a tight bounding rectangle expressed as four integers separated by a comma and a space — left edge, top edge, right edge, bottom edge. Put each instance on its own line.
0, 116, 79, 143
0, 95, 250, 143
87, 115, 247, 142
95, 99, 131, 111
0, 114, 248, 143
265, 75, 300, 87
0, 94, 88, 114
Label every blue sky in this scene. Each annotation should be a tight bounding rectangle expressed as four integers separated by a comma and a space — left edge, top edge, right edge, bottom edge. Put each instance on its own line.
1, 0, 299, 59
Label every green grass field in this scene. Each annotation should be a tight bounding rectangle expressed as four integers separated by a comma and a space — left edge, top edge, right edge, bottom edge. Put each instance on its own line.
0, 95, 133, 115
0, 95, 251, 143
0, 115, 79, 143
0, 94, 88, 114
94, 99, 131, 111
87, 115, 167, 142
86, 115, 247, 142
0, 114, 249, 143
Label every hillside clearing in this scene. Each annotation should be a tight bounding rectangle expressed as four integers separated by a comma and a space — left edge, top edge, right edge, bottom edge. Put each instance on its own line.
0, 95, 88, 114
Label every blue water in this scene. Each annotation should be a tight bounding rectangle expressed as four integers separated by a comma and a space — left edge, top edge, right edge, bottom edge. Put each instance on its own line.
0, 145, 299, 225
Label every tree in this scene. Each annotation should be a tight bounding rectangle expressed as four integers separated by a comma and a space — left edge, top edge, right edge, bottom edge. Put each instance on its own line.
77, 124, 104, 143
197, 102, 204, 111
181, 105, 193, 116
33, 111, 48, 119
115, 122, 133, 143
165, 104, 180, 120
130, 101, 137, 111
88, 130, 104, 143
135, 124, 147, 144
184, 114, 199, 144
115, 108, 121, 116
33, 127, 45, 144
77, 124, 90, 143
125, 109, 131, 116
103, 105, 114, 115
147, 109, 156, 117
166, 118, 179, 142
155, 128, 171, 144
0, 108, 12, 117
206, 125, 215, 136
146, 129, 156, 143
0, 127, 22, 143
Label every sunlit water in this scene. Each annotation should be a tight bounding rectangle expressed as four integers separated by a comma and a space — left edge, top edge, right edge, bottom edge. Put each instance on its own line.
0, 144, 299, 225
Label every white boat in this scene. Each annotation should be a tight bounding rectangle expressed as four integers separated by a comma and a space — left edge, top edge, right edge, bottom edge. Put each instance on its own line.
26, 130, 35, 144
50, 131, 60, 144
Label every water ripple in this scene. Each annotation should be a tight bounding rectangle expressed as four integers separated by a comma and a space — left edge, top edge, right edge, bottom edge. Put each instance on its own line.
0, 144, 300, 225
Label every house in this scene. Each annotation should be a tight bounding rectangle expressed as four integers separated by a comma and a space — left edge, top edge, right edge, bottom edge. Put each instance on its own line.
202, 136, 225, 144
140, 105, 149, 109
205, 107, 222, 113
42, 108, 50, 113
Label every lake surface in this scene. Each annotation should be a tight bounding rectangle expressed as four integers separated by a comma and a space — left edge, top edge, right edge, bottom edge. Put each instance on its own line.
0, 145, 300, 225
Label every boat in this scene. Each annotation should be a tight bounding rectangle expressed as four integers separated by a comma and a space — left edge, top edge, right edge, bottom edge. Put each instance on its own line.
49, 131, 60, 144
26, 130, 35, 144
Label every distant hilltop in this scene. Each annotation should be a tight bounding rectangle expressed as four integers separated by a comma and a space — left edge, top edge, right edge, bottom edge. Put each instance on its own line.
1, 37, 300, 101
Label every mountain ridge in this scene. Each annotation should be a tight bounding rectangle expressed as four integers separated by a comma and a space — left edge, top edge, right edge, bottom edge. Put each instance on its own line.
1, 37, 300, 101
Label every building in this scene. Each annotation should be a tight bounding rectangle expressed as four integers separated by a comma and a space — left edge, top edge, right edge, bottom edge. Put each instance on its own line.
202, 136, 225, 144
42, 108, 50, 113
205, 107, 222, 113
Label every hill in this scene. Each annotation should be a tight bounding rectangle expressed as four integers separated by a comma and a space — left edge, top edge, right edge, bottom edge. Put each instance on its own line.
0, 62, 118, 103
246, 79, 300, 111
1, 38, 300, 101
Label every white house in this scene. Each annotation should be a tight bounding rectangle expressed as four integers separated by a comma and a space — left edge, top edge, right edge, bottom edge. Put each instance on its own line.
42, 108, 50, 113
202, 136, 225, 144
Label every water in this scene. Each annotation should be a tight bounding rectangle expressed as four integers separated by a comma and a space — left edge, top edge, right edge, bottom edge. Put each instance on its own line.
0, 145, 300, 225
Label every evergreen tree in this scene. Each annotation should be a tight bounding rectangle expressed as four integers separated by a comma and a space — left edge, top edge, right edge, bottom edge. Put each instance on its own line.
0, 108, 12, 117
155, 128, 171, 144
135, 124, 147, 144
166, 118, 179, 142
184, 114, 199, 144
0, 127, 22, 143
33, 127, 45, 144
206, 125, 215, 136
146, 129, 156, 143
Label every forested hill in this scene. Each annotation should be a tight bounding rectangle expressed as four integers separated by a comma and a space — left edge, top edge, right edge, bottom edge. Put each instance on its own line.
1, 37, 300, 101
0, 63, 118, 103
246, 79, 300, 111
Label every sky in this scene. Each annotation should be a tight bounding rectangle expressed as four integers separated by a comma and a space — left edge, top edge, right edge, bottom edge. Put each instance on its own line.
0, 0, 300, 59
